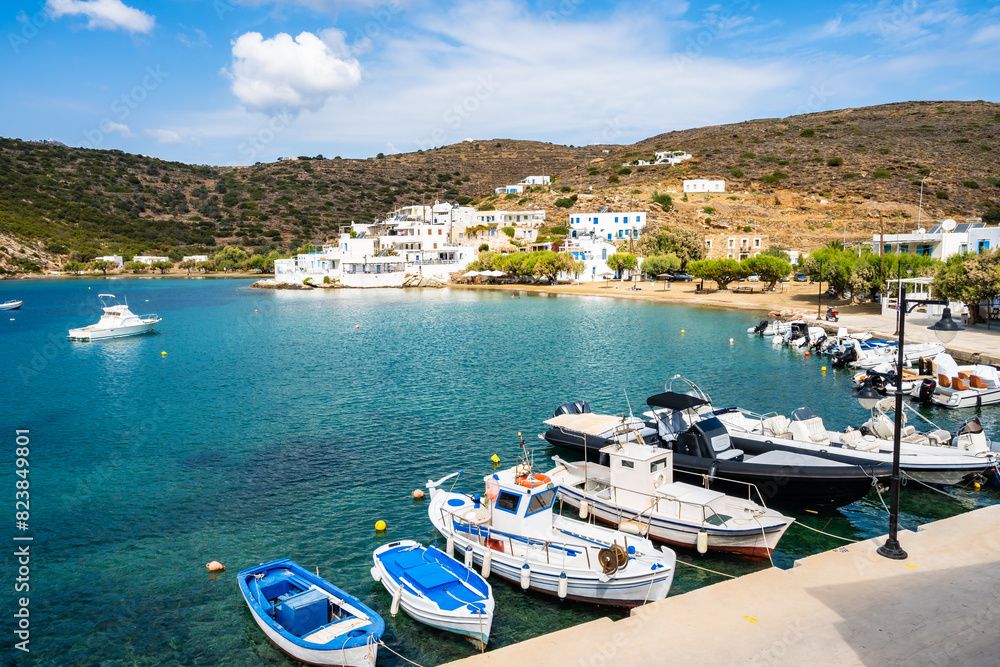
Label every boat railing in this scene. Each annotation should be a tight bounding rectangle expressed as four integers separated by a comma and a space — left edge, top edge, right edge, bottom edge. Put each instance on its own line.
139, 313, 158, 321
609, 479, 770, 526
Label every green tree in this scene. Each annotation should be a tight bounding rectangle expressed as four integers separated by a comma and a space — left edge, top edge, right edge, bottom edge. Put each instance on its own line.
196, 260, 216, 272
801, 247, 856, 297
62, 261, 86, 274
126, 260, 148, 273
213, 245, 249, 270
88, 260, 115, 275
636, 229, 702, 266
606, 252, 638, 279
651, 191, 673, 211
641, 254, 681, 278
687, 258, 745, 289
741, 254, 791, 291
761, 247, 791, 263
935, 251, 1000, 325
151, 260, 173, 274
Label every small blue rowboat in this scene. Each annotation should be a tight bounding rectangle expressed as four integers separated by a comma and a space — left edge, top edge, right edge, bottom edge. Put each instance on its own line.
237, 559, 384, 667
372, 540, 494, 647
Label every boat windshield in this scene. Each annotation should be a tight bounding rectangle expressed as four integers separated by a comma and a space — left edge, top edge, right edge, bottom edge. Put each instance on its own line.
525, 489, 556, 516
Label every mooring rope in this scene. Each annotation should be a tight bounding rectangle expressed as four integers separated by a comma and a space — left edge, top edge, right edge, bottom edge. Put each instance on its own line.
377, 640, 427, 667
791, 520, 855, 542
675, 560, 738, 579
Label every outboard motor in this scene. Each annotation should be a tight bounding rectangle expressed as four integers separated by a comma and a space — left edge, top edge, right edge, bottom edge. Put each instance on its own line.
554, 401, 589, 417
752, 320, 769, 335
870, 372, 890, 394
953, 417, 990, 454
810, 334, 827, 351
917, 378, 937, 405
832, 345, 858, 368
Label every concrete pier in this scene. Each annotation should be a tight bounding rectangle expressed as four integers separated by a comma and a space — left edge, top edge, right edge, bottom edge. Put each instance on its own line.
448, 505, 1000, 667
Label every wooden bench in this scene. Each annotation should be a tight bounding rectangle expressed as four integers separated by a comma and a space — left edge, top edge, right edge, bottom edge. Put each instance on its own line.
732, 286, 755, 293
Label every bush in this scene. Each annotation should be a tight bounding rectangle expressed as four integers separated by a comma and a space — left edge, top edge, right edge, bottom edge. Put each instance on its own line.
703, 206, 717, 214
827, 157, 843, 167
501, 226, 515, 238
740, 152, 756, 159
963, 181, 980, 189
651, 191, 673, 211
323, 275, 331, 284
872, 169, 892, 178
730, 168, 744, 178
478, 243, 489, 252
800, 129, 815, 137
554, 197, 576, 208
936, 191, 949, 199
843, 173, 861, 180
618, 168, 632, 176
607, 174, 620, 184
560, 186, 572, 193
760, 171, 789, 184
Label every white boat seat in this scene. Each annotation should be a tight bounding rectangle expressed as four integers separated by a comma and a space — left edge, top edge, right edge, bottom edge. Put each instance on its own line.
788, 417, 830, 444
715, 448, 744, 461
762, 415, 791, 438
302, 617, 370, 643
839, 430, 880, 452
925, 429, 952, 447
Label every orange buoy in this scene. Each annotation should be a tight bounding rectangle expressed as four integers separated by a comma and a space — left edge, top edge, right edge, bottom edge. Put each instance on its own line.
206, 561, 225, 572
515, 473, 551, 489
412, 489, 425, 500
356, 325, 360, 329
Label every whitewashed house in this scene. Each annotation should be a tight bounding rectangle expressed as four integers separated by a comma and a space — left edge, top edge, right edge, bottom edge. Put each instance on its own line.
132, 255, 169, 265
655, 151, 692, 166
94, 255, 123, 268
519, 175, 551, 185
872, 221, 986, 260
182, 255, 209, 263
683, 179, 725, 193
494, 184, 526, 195
568, 211, 646, 241
562, 236, 619, 282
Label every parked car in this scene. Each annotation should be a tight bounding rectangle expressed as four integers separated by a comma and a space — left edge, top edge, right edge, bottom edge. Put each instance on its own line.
669, 272, 694, 282
747, 274, 760, 282
794, 273, 808, 282
825, 288, 837, 297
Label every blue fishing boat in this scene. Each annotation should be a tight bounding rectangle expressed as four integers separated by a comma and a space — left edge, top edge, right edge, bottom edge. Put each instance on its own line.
372, 540, 494, 647
237, 559, 384, 667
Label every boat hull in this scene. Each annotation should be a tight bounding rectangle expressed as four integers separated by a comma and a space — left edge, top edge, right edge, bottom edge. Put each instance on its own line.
0, 300, 22, 311
68, 321, 158, 340
932, 386, 1000, 409
554, 485, 788, 558
544, 428, 884, 507
371, 542, 494, 645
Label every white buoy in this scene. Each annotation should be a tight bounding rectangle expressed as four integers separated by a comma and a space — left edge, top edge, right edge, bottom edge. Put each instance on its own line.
482, 549, 492, 578
619, 520, 642, 536
729, 338, 734, 345
697, 530, 709, 554
390, 584, 403, 617
520, 563, 531, 590
578, 500, 589, 520
446, 533, 454, 556
464, 545, 473, 569
558, 572, 568, 600
370, 566, 381, 582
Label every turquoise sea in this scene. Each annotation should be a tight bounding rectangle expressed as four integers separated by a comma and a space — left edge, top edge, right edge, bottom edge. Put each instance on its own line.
2, 278, 997, 666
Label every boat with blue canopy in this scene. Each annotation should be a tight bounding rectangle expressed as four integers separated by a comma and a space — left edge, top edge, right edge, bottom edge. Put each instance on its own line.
372, 540, 494, 647
237, 558, 384, 667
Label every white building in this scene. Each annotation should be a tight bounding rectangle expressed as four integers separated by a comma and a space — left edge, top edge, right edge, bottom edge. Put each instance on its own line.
872, 221, 987, 260
182, 255, 209, 263
568, 211, 646, 242
683, 179, 725, 193
132, 255, 169, 265
94, 255, 123, 268
519, 175, 551, 185
563, 236, 619, 282
494, 184, 526, 195
655, 151, 692, 166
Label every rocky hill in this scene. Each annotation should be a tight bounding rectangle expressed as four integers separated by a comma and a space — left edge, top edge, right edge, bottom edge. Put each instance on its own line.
1, 101, 997, 273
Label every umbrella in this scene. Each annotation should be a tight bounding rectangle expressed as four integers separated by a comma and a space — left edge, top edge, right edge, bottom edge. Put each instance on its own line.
597, 270, 614, 288
462, 271, 480, 278
656, 273, 673, 291
482, 270, 506, 277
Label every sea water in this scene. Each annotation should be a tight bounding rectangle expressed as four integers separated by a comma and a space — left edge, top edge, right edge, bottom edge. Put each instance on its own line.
1, 279, 996, 666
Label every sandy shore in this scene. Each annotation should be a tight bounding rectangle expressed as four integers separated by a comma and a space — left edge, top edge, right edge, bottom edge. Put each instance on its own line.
453, 279, 883, 318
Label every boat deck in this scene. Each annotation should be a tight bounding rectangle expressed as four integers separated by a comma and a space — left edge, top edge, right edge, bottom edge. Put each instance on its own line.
446, 504, 1000, 667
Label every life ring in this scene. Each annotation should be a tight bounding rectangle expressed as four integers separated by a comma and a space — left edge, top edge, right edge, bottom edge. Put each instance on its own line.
515, 473, 551, 489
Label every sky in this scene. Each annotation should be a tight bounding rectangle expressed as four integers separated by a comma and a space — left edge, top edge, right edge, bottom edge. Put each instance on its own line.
1, 0, 998, 165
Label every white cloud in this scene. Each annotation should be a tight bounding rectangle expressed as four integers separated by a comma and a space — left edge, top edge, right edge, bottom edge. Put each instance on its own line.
145, 128, 183, 144
969, 24, 1000, 45
46, 0, 155, 34
224, 29, 362, 113
178, 28, 209, 49
106, 121, 132, 137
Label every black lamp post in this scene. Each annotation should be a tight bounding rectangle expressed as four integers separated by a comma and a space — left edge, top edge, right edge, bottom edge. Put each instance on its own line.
857, 292, 962, 560
817, 260, 828, 319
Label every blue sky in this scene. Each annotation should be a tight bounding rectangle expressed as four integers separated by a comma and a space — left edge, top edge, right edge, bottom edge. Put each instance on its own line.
2, 0, 998, 165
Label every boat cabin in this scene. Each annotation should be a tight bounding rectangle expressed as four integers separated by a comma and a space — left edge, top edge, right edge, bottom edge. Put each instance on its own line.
599, 442, 673, 505
484, 468, 559, 537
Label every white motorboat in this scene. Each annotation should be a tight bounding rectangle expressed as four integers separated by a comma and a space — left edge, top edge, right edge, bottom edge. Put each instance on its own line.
854, 342, 945, 370
926, 365, 1000, 409
68, 294, 161, 340
544, 439, 793, 558
715, 404, 997, 486
427, 439, 676, 608
371, 540, 494, 646
0, 300, 22, 311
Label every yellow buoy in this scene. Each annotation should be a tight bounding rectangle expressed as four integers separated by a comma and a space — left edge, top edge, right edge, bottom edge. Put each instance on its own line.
375, 520, 386, 532
821, 366, 827, 371
161, 351, 167, 356
681, 329, 685, 334
206, 561, 225, 571
973, 482, 982, 490
490, 454, 501, 466
411, 489, 425, 500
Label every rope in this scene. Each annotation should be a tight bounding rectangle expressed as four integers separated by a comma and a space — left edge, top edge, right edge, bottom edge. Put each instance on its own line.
862, 467, 891, 516
377, 640, 428, 667
791, 520, 855, 542
675, 559, 737, 579
900, 470, 978, 504
753, 516, 775, 567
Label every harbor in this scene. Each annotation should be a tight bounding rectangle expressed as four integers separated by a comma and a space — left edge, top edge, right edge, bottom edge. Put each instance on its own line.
448, 504, 1000, 667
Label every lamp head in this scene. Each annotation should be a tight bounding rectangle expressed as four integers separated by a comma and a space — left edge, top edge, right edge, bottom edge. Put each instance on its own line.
855, 377, 882, 410
928, 307, 963, 344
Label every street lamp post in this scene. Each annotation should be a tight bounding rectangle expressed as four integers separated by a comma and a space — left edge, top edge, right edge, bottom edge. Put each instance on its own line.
817, 260, 828, 319
856, 277, 962, 560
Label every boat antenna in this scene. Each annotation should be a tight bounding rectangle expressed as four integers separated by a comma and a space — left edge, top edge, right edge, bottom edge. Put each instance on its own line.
624, 389, 634, 417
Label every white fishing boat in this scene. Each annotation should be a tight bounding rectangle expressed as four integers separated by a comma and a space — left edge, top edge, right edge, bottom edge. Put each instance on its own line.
371, 540, 494, 646
544, 440, 793, 558
427, 438, 675, 608
68, 294, 160, 340
0, 300, 22, 311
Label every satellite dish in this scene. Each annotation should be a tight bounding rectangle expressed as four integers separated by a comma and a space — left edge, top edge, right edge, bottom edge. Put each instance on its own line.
916, 228, 926, 234
941, 219, 957, 232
